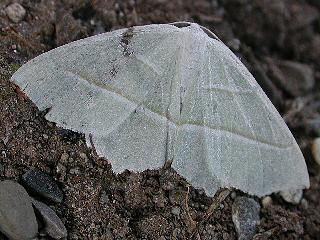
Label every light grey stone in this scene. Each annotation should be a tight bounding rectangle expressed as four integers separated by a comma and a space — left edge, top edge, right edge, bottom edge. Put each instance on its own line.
0, 180, 38, 240
231, 192, 237, 199
31, 199, 67, 239
5, 3, 26, 23
279, 189, 302, 205
171, 206, 181, 216
56, 163, 67, 181
11, 23, 309, 197
60, 153, 69, 162
301, 198, 309, 209
232, 197, 260, 240
227, 38, 241, 51
261, 196, 272, 208
267, 58, 314, 97
69, 167, 80, 175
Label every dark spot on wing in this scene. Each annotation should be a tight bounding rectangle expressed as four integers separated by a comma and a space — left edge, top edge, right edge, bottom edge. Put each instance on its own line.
120, 27, 134, 56
170, 22, 191, 28
110, 65, 118, 78
170, 21, 220, 41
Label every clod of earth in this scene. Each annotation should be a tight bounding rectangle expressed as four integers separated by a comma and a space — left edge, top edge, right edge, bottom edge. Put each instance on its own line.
11, 23, 309, 197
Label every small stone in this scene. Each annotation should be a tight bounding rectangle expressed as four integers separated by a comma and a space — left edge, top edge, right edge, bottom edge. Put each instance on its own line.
267, 58, 314, 97
261, 196, 272, 208
99, 190, 109, 206
56, 163, 67, 181
198, 189, 205, 195
69, 167, 80, 175
230, 191, 237, 199
232, 196, 261, 240
0, 180, 38, 239
153, 194, 166, 208
79, 152, 88, 161
0, 163, 4, 175
162, 181, 175, 191
171, 206, 181, 216
311, 138, 320, 166
168, 190, 184, 205
22, 168, 63, 203
223, 232, 230, 240
200, 204, 207, 210
301, 198, 309, 209
172, 228, 180, 238
227, 38, 241, 51
211, 0, 219, 8
32, 199, 67, 239
55, 11, 86, 46
5, 3, 26, 23
280, 189, 302, 205
60, 153, 69, 162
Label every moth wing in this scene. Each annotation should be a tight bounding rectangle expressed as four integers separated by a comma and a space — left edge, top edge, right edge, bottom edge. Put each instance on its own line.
172, 38, 309, 196
11, 24, 182, 172
12, 23, 309, 197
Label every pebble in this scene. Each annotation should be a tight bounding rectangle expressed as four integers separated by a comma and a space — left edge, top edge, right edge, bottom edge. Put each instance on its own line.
153, 194, 166, 208
301, 198, 309, 209
171, 206, 181, 216
311, 138, 320, 166
0, 163, 4, 175
0, 180, 38, 239
56, 163, 67, 181
267, 58, 314, 97
22, 168, 63, 203
32, 199, 67, 239
279, 189, 302, 205
5, 3, 26, 23
79, 152, 88, 161
232, 196, 261, 240
261, 196, 272, 208
230, 191, 237, 199
99, 190, 109, 206
60, 153, 69, 162
162, 181, 175, 191
227, 38, 241, 51
69, 167, 80, 175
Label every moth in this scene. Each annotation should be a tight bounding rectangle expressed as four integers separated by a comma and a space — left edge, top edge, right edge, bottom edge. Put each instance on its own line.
11, 22, 309, 197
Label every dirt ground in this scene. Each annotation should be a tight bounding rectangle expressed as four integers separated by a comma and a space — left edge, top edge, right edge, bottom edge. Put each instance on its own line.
0, 0, 320, 239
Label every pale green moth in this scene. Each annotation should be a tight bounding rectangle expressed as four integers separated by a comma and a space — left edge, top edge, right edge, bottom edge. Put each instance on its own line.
11, 23, 309, 197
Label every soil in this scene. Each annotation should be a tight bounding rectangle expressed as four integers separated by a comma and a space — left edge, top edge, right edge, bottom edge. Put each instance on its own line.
0, 0, 320, 239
